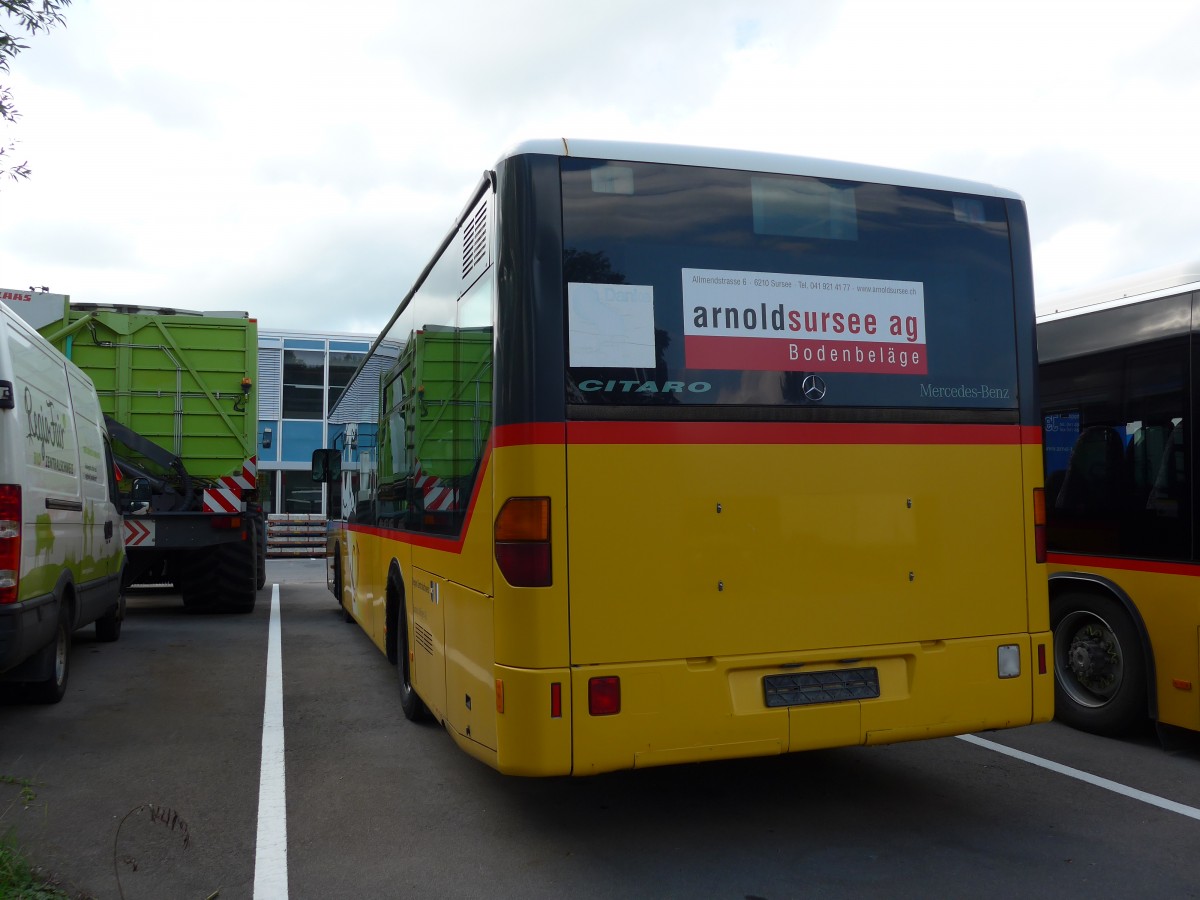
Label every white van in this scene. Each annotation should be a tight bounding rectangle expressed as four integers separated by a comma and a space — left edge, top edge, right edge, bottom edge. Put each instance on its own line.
0, 300, 125, 703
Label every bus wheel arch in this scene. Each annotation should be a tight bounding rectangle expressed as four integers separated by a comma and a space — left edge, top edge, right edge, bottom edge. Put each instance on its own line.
1049, 575, 1154, 735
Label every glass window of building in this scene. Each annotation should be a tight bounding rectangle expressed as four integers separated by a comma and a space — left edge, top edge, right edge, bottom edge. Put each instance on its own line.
328, 349, 366, 415
282, 348, 325, 419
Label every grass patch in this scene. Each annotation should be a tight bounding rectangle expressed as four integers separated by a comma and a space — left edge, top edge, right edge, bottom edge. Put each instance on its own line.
0, 831, 78, 899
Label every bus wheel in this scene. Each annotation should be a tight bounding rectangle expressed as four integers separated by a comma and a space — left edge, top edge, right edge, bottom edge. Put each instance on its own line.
335, 554, 352, 623
397, 604, 430, 722
1051, 592, 1147, 736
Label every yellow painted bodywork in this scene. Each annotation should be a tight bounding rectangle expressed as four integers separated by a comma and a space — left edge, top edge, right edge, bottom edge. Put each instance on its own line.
337, 434, 1051, 776
1047, 561, 1200, 732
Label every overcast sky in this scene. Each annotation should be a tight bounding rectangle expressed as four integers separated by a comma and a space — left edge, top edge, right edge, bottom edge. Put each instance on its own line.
2, 0, 1198, 334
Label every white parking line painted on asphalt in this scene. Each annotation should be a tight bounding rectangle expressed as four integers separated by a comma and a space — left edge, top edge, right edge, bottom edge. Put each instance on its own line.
254, 585, 289, 899
959, 733, 1200, 822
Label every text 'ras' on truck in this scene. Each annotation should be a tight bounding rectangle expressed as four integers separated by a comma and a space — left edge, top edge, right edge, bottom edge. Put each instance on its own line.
38, 302, 266, 613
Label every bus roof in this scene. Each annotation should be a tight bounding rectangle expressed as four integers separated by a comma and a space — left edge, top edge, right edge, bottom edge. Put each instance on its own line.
1037, 259, 1200, 323
499, 138, 1024, 201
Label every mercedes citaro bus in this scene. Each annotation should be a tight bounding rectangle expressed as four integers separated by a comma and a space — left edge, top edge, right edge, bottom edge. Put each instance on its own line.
316, 139, 1052, 776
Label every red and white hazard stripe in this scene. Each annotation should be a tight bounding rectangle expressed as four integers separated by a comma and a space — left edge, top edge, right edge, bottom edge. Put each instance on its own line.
219, 456, 257, 493
203, 486, 243, 514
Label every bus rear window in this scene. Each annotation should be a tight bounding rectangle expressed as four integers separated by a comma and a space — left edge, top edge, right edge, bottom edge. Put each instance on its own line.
751, 176, 857, 241
562, 158, 1019, 413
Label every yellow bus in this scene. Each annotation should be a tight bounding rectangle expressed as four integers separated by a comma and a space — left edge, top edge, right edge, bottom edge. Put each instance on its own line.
1039, 262, 1200, 737
317, 139, 1052, 776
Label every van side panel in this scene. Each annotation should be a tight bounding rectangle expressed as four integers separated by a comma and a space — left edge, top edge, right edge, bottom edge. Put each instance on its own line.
18, 329, 83, 603
67, 367, 124, 622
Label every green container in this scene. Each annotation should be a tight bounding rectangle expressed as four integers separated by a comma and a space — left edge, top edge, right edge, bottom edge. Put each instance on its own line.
39, 304, 258, 482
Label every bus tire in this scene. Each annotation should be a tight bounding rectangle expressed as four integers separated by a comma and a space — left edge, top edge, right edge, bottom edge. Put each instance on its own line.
29, 603, 71, 704
397, 602, 430, 722
1051, 591, 1147, 736
334, 553, 352, 623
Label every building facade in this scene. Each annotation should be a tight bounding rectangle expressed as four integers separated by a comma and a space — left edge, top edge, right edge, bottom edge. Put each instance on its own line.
256, 329, 374, 523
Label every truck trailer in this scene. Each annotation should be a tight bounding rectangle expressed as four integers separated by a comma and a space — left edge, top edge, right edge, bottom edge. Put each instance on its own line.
34, 301, 264, 613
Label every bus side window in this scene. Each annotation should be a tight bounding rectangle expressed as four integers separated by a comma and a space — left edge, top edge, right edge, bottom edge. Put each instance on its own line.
1057, 426, 1124, 515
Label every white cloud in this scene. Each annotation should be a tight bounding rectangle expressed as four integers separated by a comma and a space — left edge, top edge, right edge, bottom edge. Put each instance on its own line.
2, 0, 1199, 328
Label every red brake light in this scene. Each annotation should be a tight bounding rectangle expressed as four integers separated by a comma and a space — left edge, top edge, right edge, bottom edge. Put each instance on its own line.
495, 498, 551, 587
0, 484, 22, 605
588, 676, 620, 716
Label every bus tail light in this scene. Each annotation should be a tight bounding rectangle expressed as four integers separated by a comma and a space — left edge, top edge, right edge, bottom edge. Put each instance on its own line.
1032, 487, 1046, 564
588, 676, 620, 715
1037, 642, 1047, 675
495, 497, 551, 587
550, 682, 562, 718
0, 484, 21, 605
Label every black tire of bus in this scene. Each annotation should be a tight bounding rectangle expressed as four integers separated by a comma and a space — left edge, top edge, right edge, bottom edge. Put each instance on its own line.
397, 602, 430, 722
334, 553, 352, 623
29, 603, 71, 704
1051, 591, 1147, 736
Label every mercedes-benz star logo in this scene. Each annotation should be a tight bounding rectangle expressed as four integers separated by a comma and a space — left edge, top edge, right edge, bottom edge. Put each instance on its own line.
801, 374, 827, 402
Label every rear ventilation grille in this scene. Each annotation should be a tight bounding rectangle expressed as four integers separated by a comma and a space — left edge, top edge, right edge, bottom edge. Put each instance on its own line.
462, 201, 487, 278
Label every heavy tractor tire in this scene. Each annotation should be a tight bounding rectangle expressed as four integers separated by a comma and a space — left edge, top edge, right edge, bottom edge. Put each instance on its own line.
216, 539, 258, 614
255, 517, 267, 590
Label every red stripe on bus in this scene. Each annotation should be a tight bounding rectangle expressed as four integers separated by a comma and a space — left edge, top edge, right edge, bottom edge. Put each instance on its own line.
1048, 552, 1200, 578
563, 421, 1040, 446
493, 422, 565, 447
493, 421, 1038, 447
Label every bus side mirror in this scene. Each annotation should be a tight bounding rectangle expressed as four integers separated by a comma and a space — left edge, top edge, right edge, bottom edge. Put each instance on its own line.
312, 449, 341, 483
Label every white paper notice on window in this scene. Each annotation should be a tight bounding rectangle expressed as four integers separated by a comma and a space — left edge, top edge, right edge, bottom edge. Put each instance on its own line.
568, 282, 656, 368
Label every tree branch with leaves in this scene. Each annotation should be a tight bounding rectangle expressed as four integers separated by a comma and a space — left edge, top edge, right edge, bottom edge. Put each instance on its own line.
1, 0, 72, 184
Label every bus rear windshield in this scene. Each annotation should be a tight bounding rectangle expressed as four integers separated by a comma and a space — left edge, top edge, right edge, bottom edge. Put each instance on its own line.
561, 158, 1019, 411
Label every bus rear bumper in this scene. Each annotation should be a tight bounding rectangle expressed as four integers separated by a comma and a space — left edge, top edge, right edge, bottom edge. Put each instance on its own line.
568, 632, 1054, 776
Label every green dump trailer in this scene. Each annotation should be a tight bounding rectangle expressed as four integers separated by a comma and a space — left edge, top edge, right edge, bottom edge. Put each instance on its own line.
39, 303, 264, 613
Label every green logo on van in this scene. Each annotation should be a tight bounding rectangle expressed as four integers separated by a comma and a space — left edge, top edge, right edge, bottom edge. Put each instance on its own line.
24, 387, 74, 475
